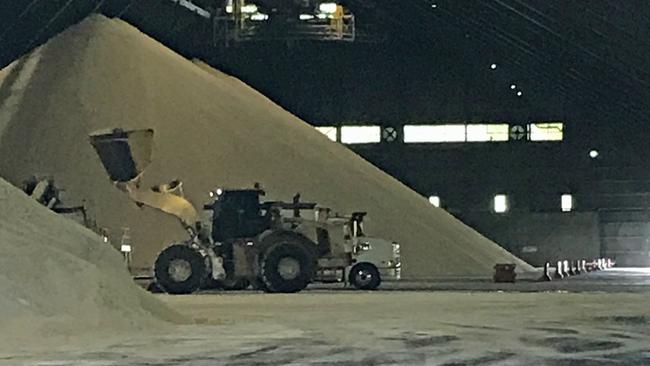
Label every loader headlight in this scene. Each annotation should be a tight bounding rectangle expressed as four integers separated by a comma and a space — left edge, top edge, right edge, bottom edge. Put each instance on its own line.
357, 242, 371, 251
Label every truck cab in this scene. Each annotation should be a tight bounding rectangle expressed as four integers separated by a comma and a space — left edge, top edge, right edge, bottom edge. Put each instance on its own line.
313, 211, 401, 289
345, 213, 401, 289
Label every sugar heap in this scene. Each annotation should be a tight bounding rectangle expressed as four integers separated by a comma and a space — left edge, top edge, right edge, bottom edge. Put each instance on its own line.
0, 178, 181, 351
0, 15, 532, 278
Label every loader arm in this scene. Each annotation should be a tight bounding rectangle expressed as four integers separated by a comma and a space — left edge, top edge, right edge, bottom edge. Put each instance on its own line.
88, 128, 198, 229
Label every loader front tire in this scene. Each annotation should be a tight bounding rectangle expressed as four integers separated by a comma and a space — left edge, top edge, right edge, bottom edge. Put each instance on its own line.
154, 244, 207, 294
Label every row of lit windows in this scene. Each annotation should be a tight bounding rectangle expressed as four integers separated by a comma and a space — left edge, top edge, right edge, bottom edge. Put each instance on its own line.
428, 194, 575, 213
315, 122, 564, 144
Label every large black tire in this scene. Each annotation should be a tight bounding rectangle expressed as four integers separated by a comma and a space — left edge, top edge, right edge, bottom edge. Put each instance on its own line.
154, 244, 207, 294
259, 235, 317, 293
350, 263, 381, 290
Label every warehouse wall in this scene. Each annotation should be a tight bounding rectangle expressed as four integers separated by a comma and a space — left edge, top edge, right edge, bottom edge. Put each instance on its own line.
349, 143, 649, 268
458, 211, 601, 267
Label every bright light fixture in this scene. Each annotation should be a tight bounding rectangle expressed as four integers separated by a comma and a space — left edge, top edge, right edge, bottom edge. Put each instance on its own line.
340, 126, 381, 144
494, 194, 508, 213
466, 124, 509, 142
490, 63, 497, 70
428, 196, 441, 207
589, 150, 599, 159
510, 84, 517, 89
530, 122, 564, 141
561, 194, 573, 212
241, 4, 258, 13
319, 2, 338, 14
315, 126, 337, 141
431, 4, 438, 8
516, 91, 523, 97
120, 244, 132, 253
299, 14, 315, 20
403, 124, 465, 143
250, 12, 268, 20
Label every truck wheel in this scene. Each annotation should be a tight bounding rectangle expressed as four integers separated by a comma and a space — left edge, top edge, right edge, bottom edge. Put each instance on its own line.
260, 237, 316, 293
350, 263, 381, 290
154, 244, 207, 294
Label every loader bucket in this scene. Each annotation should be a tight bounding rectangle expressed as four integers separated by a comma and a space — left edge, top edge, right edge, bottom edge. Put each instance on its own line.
88, 128, 199, 229
89, 128, 154, 182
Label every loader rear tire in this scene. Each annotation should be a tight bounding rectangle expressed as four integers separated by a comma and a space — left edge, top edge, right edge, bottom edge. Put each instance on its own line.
154, 244, 207, 294
260, 236, 316, 293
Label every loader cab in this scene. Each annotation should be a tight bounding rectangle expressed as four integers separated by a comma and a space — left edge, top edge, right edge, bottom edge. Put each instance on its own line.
209, 189, 270, 241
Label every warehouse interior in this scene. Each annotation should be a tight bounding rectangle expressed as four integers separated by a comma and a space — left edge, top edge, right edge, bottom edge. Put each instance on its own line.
0, 0, 649, 364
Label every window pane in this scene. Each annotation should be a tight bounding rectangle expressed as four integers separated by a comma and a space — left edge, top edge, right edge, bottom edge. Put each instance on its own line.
340, 126, 381, 144
315, 126, 337, 141
466, 124, 509, 142
403, 125, 466, 143
529, 122, 564, 141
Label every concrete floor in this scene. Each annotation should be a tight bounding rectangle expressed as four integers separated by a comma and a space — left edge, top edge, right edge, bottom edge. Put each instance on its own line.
5, 269, 650, 366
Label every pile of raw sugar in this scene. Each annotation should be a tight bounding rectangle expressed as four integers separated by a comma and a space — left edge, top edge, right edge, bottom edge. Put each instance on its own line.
0, 178, 182, 351
0, 15, 532, 278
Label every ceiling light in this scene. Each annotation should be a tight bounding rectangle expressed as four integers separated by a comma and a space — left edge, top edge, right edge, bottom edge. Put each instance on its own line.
589, 150, 599, 159
490, 63, 497, 70
431, 4, 438, 8
510, 84, 516, 90
319, 2, 338, 14
299, 14, 315, 20
516, 91, 523, 97
241, 4, 258, 13
250, 12, 268, 20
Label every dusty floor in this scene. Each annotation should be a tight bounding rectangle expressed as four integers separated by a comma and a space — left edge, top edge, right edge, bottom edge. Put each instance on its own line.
5, 269, 650, 365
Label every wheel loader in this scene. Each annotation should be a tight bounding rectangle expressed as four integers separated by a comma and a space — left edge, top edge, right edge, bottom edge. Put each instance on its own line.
88, 128, 400, 294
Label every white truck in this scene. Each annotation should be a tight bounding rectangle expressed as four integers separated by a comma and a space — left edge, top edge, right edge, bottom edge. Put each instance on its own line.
311, 210, 401, 289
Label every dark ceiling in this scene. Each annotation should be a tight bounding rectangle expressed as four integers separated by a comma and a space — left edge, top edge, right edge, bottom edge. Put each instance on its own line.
0, 0, 648, 146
